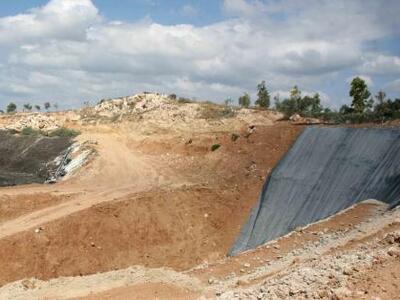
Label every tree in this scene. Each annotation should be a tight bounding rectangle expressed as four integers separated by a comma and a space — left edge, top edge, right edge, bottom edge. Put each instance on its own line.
311, 93, 323, 116
299, 93, 323, 117
53, 103, 59, 110
224, 98, 233, 106
375, 90, 386, 105
238, 93, 251, 108
339, 104, 353, 114
375, 98, 400, 120
349, 77, 371, 113
34, 105, 41, 111
290, 85, 302, 102
273, 93, 280, 107
255, 81, 270, 108
23, 103, 32, 112
44, 102, 51, 111
6, 102, 17, 113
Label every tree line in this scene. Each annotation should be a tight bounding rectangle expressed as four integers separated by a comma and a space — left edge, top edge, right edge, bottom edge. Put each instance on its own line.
235, 77, 400, 123
1, 102, 58, 113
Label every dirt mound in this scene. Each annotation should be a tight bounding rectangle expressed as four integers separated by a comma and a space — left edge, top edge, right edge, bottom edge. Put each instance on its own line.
90, 93, 283, 132
4, 114, 62, 132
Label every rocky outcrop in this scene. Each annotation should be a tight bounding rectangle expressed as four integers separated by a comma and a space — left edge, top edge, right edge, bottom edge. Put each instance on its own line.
5, 114, 62, 132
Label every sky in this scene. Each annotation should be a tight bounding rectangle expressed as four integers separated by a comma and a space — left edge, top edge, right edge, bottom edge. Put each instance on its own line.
0, 0, 399, 110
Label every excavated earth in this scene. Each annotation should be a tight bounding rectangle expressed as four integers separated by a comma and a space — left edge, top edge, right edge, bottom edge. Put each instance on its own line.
0, 98, 399, 299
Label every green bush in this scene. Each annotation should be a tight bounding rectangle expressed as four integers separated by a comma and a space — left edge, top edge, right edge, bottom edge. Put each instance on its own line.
177, 97, 193, 104
20, 127, 42, 136
201, 104, 235, 119
211, 144, 221, 151
48, 127, 80, 138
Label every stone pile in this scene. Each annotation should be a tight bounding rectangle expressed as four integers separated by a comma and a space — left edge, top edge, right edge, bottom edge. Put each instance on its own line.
5, 114, 62, 132
289, 113, 321, 125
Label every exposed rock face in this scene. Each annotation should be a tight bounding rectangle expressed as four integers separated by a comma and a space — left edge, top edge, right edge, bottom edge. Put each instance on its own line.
289, 113, 321, 125
93, 93, 283, 131
94, 93, 200, 122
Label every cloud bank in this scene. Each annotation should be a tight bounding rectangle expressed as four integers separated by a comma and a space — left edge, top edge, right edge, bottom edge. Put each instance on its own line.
0, 0, 399, 109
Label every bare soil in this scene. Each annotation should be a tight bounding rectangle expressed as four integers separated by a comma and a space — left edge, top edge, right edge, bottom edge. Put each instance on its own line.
1, 106, 399, 299
0, 121, 302, 287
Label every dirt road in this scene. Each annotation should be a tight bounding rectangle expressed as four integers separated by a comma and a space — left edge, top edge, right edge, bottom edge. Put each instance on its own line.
0, 132, 163, 239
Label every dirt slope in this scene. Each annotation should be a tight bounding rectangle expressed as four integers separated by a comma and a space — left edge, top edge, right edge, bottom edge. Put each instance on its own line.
0, 116, 302, 287
0, 201, 398, 300
2, 97, 397, 299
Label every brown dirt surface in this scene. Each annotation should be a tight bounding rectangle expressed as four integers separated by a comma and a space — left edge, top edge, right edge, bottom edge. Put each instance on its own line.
0, 119, 303, 287
0, 193, 70, 223
1, 102, 398, 299
2, 201, 397, 300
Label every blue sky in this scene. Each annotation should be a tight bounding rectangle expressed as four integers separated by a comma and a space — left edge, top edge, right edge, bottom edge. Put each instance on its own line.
0, 0, 399, 110
0, 1, 224, 26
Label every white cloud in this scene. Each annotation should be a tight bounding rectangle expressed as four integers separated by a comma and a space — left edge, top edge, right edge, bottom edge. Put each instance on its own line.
223, 0, 266, 17
0, 0, 399, 109
0, 0, 99, 46
358, 54, 400, 75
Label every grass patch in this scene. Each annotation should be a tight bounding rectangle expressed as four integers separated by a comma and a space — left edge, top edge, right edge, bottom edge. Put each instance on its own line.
20, 127, 43, 136
177, 97, 194, 104
48, 127, 80, 138
200, 104, 235, 119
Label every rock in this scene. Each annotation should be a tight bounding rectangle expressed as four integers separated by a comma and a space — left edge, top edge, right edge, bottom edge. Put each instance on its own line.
34, 227, 44, 233
332, 287, 352, 299
244, 263, 251, 268
21, 279, 36, 290
5, 114, 62, 132
387, 247, 400, 257
236, 279, 249, 286
343, 268, 353, 276
289, 113, 302, 122
289, 113, 321, 125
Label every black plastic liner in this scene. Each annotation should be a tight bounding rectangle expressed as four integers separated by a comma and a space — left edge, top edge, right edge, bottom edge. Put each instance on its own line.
230, 127, 400, 256
0, 131, 72, 186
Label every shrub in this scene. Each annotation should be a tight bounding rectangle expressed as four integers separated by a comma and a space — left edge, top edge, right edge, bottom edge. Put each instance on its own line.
48, 127, 80, 138
177, 97, 193, 104
201, 104, 235, 119
211, 144, 221, 151
20, 127, 42, 136
6, 102, 17, 113
231, 133, 240, 142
